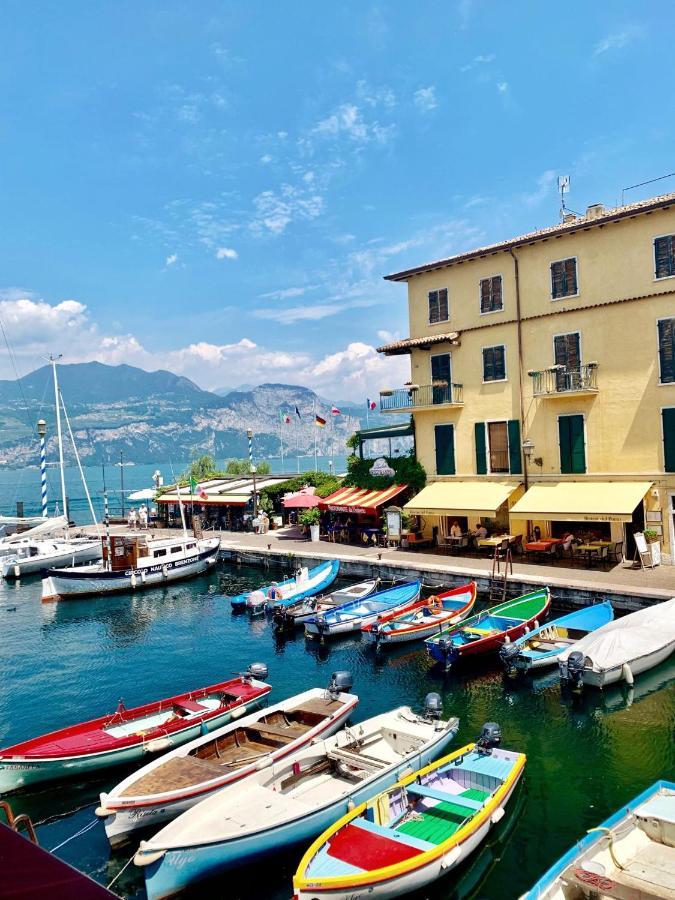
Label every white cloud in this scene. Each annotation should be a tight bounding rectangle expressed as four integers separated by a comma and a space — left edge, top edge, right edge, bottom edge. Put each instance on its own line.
461, 53, 496, 72
523, 169, 557, 206
313, 103, 395, 145
165, 253, 178, 267
259, 286, 317, 300
414, 86, 438, 112
251, 183, 324, 235
593, 25, 644, 56
253, 298, 377, 326
0, 292, 405, 400
215, 247, 238, 260
260, 154, 273, 164
497, 81, 509, 94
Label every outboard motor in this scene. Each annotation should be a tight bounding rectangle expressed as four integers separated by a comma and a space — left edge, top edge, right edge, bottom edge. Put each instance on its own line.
565, 651, 586, 691
244, 662, 269, 683
315, 614, 328, 643
273, 606, 288, 631
435, 639, 459, 673
327, 671, 353, 699
423, 692, 443, 721
476, 722, 502, 754
499, 642, 521, 677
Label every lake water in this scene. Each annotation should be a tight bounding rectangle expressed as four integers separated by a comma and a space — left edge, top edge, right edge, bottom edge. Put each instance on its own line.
0, 456, 348, 523
0, 565, 673, 899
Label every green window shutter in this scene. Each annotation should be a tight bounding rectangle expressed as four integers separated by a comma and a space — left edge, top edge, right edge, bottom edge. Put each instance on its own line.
659, 319, 675, 383
428, 290, 438, 324
434, 424, 455, 475
663, 409, 675, 472
564, 258, 577, 295
559, 415, 586, 474
482, 347, 494, 380
507, 419, 522, 474
475, 422, 487, 474
655, 236, 675, 279
495, 346, 506, 380
551, 261, 564, 298
480, 279, 491, 313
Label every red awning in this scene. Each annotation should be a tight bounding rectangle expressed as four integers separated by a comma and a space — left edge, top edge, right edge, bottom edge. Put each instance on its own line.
319, 484, 408, 515
283, 492, 322, 509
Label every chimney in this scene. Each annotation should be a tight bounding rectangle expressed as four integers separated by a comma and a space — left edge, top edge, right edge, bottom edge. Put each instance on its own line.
585, 203, 605, 220
562, 212, 578, 224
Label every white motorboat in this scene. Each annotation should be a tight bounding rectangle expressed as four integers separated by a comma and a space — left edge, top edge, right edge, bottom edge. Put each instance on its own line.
135, 698, 460, 899
558, 597, 675, 688
97, 673, 358, 847
273, 578, 380, 630
1, 536, 102, 579
41, 533, 221, 601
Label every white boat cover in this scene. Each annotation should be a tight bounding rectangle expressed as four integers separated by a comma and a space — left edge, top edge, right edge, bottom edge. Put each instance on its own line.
558, 597, 675, 671
1, 516, 69, 542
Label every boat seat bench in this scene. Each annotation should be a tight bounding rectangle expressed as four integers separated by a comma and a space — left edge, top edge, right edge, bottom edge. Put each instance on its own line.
326, 822, 425, 870
355, 817, 435, 850
406, 783, 483, 809
249, 723, 304, 740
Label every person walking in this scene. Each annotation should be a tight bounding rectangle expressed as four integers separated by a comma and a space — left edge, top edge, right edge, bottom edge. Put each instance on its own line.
139, 504, 148, 530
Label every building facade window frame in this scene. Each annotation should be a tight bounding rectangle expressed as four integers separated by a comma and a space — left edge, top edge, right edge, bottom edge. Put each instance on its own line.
479, 273, 504, 315
661, 406, 675, 473
550, 256, 579, 301
482, 343, 508, 383
557, 412, 588, 474
657, 316, 675, 384
428, 287, 450, 325
434, 422, 456, 476
654, 233, 675, 281
484, 419, 511, 474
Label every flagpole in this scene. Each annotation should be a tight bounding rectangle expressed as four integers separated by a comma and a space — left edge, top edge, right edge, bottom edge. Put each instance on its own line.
330, 406, 334, 473
296, 417, 300, 474
366, 398, 370, 428
313, 398, 318, 472
279, 413, 285, 472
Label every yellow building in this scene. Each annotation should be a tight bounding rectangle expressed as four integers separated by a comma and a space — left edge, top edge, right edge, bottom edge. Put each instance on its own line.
378, 193, 675, 564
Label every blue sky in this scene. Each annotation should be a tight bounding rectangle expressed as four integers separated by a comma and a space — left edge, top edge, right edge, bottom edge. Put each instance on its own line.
1, 1, 674, 399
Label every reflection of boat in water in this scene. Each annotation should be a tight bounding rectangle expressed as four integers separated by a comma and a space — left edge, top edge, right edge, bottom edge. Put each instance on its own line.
561, 653, 675, 717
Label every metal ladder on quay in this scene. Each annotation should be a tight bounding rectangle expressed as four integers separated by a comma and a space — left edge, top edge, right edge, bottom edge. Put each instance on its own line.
488, 542, 512, 604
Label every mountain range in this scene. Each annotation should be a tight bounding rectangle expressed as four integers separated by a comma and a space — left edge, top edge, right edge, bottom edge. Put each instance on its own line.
0, 362, 398, 468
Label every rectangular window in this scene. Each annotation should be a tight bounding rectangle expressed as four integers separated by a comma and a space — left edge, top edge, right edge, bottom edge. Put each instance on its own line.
482, 345, 506, 382
658, 318, 675, 383
559, 414, 586, 474
480, 275, 503, 313
487, 422, 509, 473
655, 235, 675, 279
431, 353, 452, 404
551, 257, 578, 299
428, 288, 449, 324
663, 409, 675, 472
434, 424, 456, 475
554, 332, 581, 390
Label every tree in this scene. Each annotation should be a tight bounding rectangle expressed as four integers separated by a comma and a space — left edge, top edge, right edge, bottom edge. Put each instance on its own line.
184, 454, 218, 482
225, 458, 271, 475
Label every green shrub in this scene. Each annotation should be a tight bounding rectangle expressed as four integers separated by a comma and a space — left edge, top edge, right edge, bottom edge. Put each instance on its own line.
344, 454, 426, 493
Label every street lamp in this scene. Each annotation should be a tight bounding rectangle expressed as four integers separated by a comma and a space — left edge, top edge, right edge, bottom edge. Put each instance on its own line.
522, 439, 535, 460
250, 464, 258, 519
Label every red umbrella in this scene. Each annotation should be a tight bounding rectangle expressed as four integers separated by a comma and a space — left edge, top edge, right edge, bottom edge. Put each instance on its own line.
283, 491, 322, 509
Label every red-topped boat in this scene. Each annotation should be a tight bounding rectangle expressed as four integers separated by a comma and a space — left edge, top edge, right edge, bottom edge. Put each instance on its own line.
0, 664, 271, 794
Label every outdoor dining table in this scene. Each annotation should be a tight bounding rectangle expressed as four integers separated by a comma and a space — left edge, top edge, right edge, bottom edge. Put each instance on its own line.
477, 534, 515, 548
576, 541, 612, 567
524, 538, 562, 561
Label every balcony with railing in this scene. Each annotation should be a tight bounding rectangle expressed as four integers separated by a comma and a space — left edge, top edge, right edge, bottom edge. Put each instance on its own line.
529, 364, 598, 398
380, 382, 464, 412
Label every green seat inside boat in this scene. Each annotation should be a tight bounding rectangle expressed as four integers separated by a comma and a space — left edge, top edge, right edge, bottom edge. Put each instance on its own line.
396, 788, 490, 845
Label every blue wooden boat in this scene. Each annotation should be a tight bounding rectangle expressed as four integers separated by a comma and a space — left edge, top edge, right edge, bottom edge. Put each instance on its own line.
522, 780, 675, 899
229, 560, 339, 610
304, 581, 421, 639
499, 601, 614, 675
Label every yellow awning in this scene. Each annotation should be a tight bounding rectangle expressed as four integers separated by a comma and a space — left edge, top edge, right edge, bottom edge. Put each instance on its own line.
404, 481, 520, 518
157, 493, 248, 506
509, 481, 653, 523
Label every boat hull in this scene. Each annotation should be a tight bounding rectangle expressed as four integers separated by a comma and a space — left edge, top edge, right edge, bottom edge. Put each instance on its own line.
140, 724, 458, 900
0, 696, 265, 794
100, 692, 358, 847
295, 774, 521, 900
41, 541, 220, 601
230, 560, 339, 610
560, 637, 675, 688
2, 541, 102, 579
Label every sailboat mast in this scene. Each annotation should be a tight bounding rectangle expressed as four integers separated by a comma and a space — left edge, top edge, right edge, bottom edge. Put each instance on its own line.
51, 355, 68, 522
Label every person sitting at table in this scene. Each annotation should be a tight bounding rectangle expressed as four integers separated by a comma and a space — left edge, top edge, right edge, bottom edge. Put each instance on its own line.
469, 522, 488, 548
450, 520, 462, 539
532, 525, 542, 542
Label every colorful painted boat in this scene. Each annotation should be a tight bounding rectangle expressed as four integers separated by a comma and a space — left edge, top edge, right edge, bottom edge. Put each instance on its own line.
304, 581, 422, 639
0, 669, 271, 794
97, 675, 358, 847
134, 703, 460, 899
558, 596, 675, 689
425, 588, 551, 671
293, 728, 525, 899
273, 578, 380, 630
522, 780, 675, 899
362, 582, 477, 649
499, 601, 614, 675
229, 560, 339, 610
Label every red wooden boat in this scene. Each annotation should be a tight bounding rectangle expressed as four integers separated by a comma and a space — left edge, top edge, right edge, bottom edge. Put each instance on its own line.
0, 666, 271, 794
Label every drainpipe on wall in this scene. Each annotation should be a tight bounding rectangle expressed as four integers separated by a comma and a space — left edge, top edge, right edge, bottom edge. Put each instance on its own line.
509, 246, 527, 491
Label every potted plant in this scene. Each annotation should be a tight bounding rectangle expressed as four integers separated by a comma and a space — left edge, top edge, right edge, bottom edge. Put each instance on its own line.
643, 529, 659, 543
299, 507, 321, 542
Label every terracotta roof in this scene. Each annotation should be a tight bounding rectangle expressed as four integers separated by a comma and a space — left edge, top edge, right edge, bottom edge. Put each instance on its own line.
384, 193, 675, 282
377, 331, 460, 356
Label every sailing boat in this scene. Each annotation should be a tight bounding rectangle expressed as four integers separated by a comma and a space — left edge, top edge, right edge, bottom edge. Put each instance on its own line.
1, 359, 101, 579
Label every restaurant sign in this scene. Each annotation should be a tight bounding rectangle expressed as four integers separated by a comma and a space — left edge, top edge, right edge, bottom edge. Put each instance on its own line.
369, 457, 395, 478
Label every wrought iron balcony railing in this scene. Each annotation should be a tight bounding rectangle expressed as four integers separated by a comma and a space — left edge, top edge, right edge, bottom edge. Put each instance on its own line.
529, 364, 598, 397
380, 382, 464, 412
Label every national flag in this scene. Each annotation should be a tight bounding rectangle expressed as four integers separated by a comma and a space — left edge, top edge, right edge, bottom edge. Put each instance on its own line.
315, 414, 327, 427
280, 410, 291, 424
196, 483, 209, 500
295, 405, 301, 420
367, 398, 377, 411
331, 405, 341, 416
190, 477, 197, 494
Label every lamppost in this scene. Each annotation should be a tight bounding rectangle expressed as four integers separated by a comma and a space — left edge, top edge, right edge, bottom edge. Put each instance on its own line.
521, 438, 534, 540
37, 419, 48, 517
119, 450, 126, 517
246, 429, 258, 519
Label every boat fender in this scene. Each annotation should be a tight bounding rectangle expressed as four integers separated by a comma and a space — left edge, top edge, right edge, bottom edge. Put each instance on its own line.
491, 808, 505, 825
145, 737, 172, 753
533, 619, 539, 629
162, 565, 169, 578
13, 564, 20, 578
441, 846, 462, 869
95, 806, 112, 818
347, 799, 355, 811
231, 705, 247, 719
621, 663, 634, 686
503, 634, 510, 643
130, 573, 137, 590
141, 570, 147, 584
134, 847, 166, 867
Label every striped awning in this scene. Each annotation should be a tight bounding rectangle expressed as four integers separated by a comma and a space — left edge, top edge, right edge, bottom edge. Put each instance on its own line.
319, 484, 408, 514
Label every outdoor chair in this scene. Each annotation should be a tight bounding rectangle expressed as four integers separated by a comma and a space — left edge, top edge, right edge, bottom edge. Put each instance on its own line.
613, 541, 624, 562
509, 534, 523, 555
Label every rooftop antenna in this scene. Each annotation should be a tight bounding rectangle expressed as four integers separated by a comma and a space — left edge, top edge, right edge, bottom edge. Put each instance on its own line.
557, 175, 570, 222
